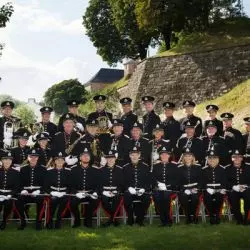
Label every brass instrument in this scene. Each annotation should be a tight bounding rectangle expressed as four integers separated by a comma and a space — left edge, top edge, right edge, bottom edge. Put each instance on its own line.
31, 122, 44, 135
204, 138, 214, 166
96, 111, 112, 134
178, 137, 193, 164
65, 134, 84, 155
151, 140, 160, 172
90, 136, 102, 165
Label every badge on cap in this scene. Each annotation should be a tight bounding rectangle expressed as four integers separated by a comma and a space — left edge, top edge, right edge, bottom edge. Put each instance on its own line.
187, 122, 191, 126
124, 98, 128, 102
41, 134, 44, 138
73, 101, 76, 105
24, 133, 27, 136
134, 123, 137, 126
225, 114, 229, 118
8, 152, 11, 156
66, 114, 69, 118
84, 148, 88, 152
114, 120, 118, 124
210, 151, 214, 155
6, 102, 10, 105
92, 120, 95, 124
186, 148, 190, 152
162, 147, 166, 150
185, 101, 189, 105
109, 151, 112, 155
32, 149, 36, 154
99, 96, 102, 100
156, 124, 160, 128
45, 108, 49, 111
144, 97, 148, 101
59, 152, 62, 156
165, 103, 169, 107
235, 150, 239, 154
133, 147, 137, 151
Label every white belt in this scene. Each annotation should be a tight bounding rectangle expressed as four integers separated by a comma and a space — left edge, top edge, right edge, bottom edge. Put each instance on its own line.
77, 190, 91, 193
51, 186, 67, 191
0, 189, 12, 193
23, 186, 41, 190
207, 184, 221, 187
184, 183, 198, 188
103, 186, 117, 190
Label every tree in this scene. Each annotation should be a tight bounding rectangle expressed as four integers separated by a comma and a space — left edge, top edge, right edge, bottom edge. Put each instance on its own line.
14, 105, 36, 126
83, 0, 155, 65
0, 2, 14, 57
44, 79, 88, 115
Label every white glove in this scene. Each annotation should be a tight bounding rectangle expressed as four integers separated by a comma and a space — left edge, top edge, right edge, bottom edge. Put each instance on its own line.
220, 189, 226, 195
57, 192, 66, 198
0, 195, 6, 202
90, 192, 98, 200
137, 188, 145, 196
21, 190, 29, 195
108, 120, 113, 129
65, 155, 78, 166
128, 187, 136, 195
3, 138, 12, 147
32, 190, 40, 196
100, 157, 107, 167
207, 188, 215, 195
158, 182, 167, 191
233, 185, 240, 192
184, 189, 191, 195
6, 195, 12, 199
191, 188, 198, 194
50, 191, 58, 197
103, 190, 112, 197
76, 122, 84, 132
76, 192, 85, 199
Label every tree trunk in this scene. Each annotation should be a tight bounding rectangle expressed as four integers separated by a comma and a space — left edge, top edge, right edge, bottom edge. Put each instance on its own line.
161, 22, 172, 50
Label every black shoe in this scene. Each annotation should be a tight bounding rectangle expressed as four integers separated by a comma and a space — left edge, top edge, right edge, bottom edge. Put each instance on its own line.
193, 217, 199, 224
72, 222, 80, 228
35, 222, 42, 231
55, 220, 61, 229
210, 216, 216, 225
102, 220, 112, 228
0, 222, 6, 231
46, 221, 53, 230
17, 221, 26, 230
113, 220, 120, 227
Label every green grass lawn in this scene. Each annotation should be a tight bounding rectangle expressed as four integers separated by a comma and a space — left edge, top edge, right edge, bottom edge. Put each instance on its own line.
1, 222, 250, 250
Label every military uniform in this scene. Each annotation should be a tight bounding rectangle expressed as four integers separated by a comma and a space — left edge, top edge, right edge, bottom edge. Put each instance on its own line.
242, 117, 250, 163
11, 146, 30, 165
226, 150, 250, 224
142, 111, 161, 140
70, 162, 100, 228
0, 151, 21, 230
152, 149, 178, 226
18, 149, 47, 230
123, 159, 151, 226
121, 111, 138, 136
44, 152, 71, 229
204, 119, 223, 137
178, 159, 202, 224
202, 150, 227, 224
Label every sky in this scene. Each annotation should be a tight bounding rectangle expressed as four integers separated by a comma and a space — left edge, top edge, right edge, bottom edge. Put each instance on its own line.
0, 0, 250, 102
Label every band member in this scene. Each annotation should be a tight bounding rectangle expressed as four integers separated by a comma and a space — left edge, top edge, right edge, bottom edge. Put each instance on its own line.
0, 101, 22, 149
243, 117, 250, 163
100, 150, 123, 227
36, 132, 52, 166
202, 149, 227, 225
202, 120, 231, 166
175, 120, 205, 164
149, 124, 171, 167
120, 97, 137, 136
221, 113, 244, 153
152, 146, 178, 227
88, 95, 113, 134
52, 113, 80, 164
141, 96, 161, 140
18, 148, 47, 230
45, 151, 71, 229
226, 149, 250, 225
0, 151, 21, 230
130, 122, 150, 164
70, 148, 99, 228
162, 102, 181, 147
99, 119, 132, 166
203, 105, 223, 136
38, 107, 58, 138
58, 100, 85, 133
178, 148, 202, 224
11, 128, 31, 165
179, 100, 202, 137
123, 147, 151, 226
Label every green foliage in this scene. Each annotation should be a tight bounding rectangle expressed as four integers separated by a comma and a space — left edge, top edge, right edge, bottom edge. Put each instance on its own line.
13, 104, 36, 126
44, 79, 88, 115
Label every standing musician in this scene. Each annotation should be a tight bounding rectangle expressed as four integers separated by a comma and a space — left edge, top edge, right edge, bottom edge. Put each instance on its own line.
52, 113, 80, 166
162, 102, 181, 148
178, 148, 202, 224
226, 149, 250, 225
70, 148, 99, 228
221, 112, 244, 153
18, 148, 47, 230
58, 100, 85, 133
87, 95, 113, 135
123, 147, 151, 226
175, 120, 205, 165
38, 107, 57, 139
11, 128, 31, 165
130, 122, 151, 164
149, 123, 171, 168
35, 132, 52, 166
0, 101, 22, 149
99, 119, 131, 166
120, 97, 138, 136
0, 151, 21, 230
152, 146, 178, 227
141, 96, 161, 140
202, 149, 227, 225
202, 120, 231, 166
99, 150, 123, 227
203, 105, 223, 136
45, 151, 71, 229
179, 100, 202, 137
243, 117, 250, 163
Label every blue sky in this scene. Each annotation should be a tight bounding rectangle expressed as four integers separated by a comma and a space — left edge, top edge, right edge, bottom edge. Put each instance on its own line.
0, 0, 250, 102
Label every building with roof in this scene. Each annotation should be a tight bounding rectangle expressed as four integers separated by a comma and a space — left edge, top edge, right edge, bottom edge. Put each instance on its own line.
85, 68, 124, 92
